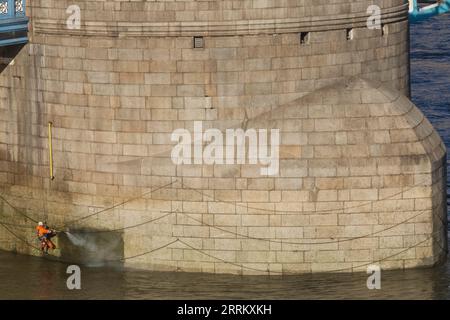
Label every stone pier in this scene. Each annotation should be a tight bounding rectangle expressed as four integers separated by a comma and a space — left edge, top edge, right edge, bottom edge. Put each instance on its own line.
0, 0, 446, 275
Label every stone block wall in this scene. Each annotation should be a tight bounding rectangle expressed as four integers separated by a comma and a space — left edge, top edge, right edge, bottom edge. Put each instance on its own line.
0, 0, 446, 275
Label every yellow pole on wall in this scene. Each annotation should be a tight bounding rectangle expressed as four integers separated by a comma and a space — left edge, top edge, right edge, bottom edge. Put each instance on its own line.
48, 122, 54, 180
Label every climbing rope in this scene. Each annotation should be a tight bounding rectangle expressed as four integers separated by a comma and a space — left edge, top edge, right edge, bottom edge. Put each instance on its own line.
73, 211, 173, 234
0, 173, 447, 273
0, 179, 178, 232
172, 207, 439, 246
177, 230, 444, 275
0, 175, 447, 243
57, 179, 178, 229
0, 191, 38, 223
0, 171, 439, 229
42, 238, 181, 265
2, 211, 446, 275
0, 220, 41, 252
0, 218, 181, 263
180, 179, 440, 215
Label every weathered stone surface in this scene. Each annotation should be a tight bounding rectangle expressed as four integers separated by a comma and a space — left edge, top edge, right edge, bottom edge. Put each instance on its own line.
0, 0, 446, 275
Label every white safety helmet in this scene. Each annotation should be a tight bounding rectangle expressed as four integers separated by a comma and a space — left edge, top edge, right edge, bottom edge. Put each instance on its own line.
38, 221, 43, 226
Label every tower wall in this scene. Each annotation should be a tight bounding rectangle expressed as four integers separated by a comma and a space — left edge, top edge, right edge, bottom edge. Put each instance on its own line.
0, 0, 446, 275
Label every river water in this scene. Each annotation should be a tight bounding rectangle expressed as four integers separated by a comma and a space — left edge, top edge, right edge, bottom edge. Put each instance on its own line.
1, 16, 450, 300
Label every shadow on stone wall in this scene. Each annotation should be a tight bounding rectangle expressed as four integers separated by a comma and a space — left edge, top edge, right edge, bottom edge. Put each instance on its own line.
0, 44, 24, 73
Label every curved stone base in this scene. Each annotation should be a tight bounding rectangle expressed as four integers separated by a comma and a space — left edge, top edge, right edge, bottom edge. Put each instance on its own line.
0, 0, 446, 275
0, 75, 446, 275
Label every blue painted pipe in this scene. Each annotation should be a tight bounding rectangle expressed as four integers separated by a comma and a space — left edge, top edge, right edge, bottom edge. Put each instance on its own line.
409, 0, 450, 22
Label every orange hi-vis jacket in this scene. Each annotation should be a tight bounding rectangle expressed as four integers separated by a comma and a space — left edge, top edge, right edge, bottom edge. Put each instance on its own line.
36, 225, 50, 237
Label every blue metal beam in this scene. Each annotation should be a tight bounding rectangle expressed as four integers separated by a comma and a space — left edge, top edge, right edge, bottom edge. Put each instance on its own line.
0, 0, 26, 19
409, 0, 450, 22
0, 36, 27, 46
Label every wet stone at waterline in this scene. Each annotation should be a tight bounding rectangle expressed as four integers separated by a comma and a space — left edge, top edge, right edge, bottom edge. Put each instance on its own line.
59, 230, 124, 267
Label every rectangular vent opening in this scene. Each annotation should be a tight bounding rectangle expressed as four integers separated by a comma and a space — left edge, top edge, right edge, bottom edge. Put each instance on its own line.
346, 28, 354, 40
300, 32, 310, 45
193, 36, 204, 49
